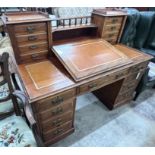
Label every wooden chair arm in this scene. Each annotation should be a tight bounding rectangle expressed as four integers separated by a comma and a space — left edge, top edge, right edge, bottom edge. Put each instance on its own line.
12, 90, 44, 146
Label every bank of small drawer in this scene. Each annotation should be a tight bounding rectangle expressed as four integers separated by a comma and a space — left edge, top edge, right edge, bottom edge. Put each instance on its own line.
37, 100, 74, 121
103, 24, 121, 32
16, 33, 47, 46
14, 22, 47, 35
41, 111, 73, 132
129, 62, 148, 73
20, 51, 48, 63
104, 17, 123, 25
35, 89, 76, 112
43, 121, 72, 142
18, 42, 48, 55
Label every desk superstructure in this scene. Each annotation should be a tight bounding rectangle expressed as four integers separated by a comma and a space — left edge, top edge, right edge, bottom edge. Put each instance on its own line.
3, 10, 153, 146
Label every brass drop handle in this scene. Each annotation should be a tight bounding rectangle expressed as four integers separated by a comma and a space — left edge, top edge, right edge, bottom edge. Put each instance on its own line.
108, 34, 114, 38
88, 83, 97, 89
111, 26, 116, 31
52, 107, 63, 115
52, 118, 62, 126
31, 54, 42, 60
53, 128, 63, 136
27, 26, 35, 33
51, 96, 63, 105
29, 45, 38, 50
112, 18, 118, 23
28, 36, 37, 41
115, 73, 123, 79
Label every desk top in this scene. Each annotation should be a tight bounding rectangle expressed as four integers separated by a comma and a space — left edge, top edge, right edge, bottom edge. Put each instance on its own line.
17, 39, 152, 102
52, 39, 132, 81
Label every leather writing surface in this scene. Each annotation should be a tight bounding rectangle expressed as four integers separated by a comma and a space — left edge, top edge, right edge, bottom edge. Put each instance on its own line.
52, 39, 132, 81
26, 61, 67, 89
18, 60, 75, 101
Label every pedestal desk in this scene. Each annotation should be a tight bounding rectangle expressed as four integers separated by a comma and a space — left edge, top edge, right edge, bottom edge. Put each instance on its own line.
3, 10, 153, 146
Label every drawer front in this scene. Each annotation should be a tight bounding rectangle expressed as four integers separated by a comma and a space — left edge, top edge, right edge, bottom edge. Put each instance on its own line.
19, 42, 48, 55
78, 68, 129, 95
102, 32, 119, 39
35, 89, 76, 112
16, 33, 47, 45
103, 24, 121, 32
130, 62, 148, 73
104, 17, 123, 25
20, 51, 48, 63
79, 78, 103, 95
43, 121, 72, 142
38, 100, 74, 121
14, 23, 47, 35
41, 111, 73, 132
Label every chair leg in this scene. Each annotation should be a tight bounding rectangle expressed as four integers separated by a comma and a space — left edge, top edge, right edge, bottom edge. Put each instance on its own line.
1, 31, 5, 37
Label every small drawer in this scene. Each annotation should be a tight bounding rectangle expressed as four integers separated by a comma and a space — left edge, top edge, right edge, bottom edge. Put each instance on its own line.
38, 100, 74, 121
102, 32, 119, 39
35, 89, 76, 112
103, 24, 121, 32
104, 17, 123, 25
43, 121, 72, 142
19, 42, 48, 55
20, 51, 48, 63
41, 111, 73, 132
108, 68, 129, 82
16, 33, 47, 45
130, 62, 148, 73
14, 23, 46, 35
78, 78, 102, 95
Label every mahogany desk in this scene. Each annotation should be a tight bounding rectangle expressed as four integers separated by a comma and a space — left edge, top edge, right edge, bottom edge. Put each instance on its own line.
3, 11, 153, 146
17, 38, 152, 146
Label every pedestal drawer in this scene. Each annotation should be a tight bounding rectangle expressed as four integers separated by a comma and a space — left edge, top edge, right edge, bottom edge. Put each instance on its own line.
38, 100, 74, 121
43, 121, 72, 142
41, 111, 73, 132
35, 89, 76, 112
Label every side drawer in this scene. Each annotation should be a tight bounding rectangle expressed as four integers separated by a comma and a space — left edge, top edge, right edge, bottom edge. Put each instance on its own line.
104, 17, 123, 25
43, 121, 72, 142
20, 51, 48, 63
16, 33, 47, 45
19, 42, 48, 55
41, 111, 73, 132
35, 89, 76, 112
14, 22, 47, 35
37, 100, 74, 121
